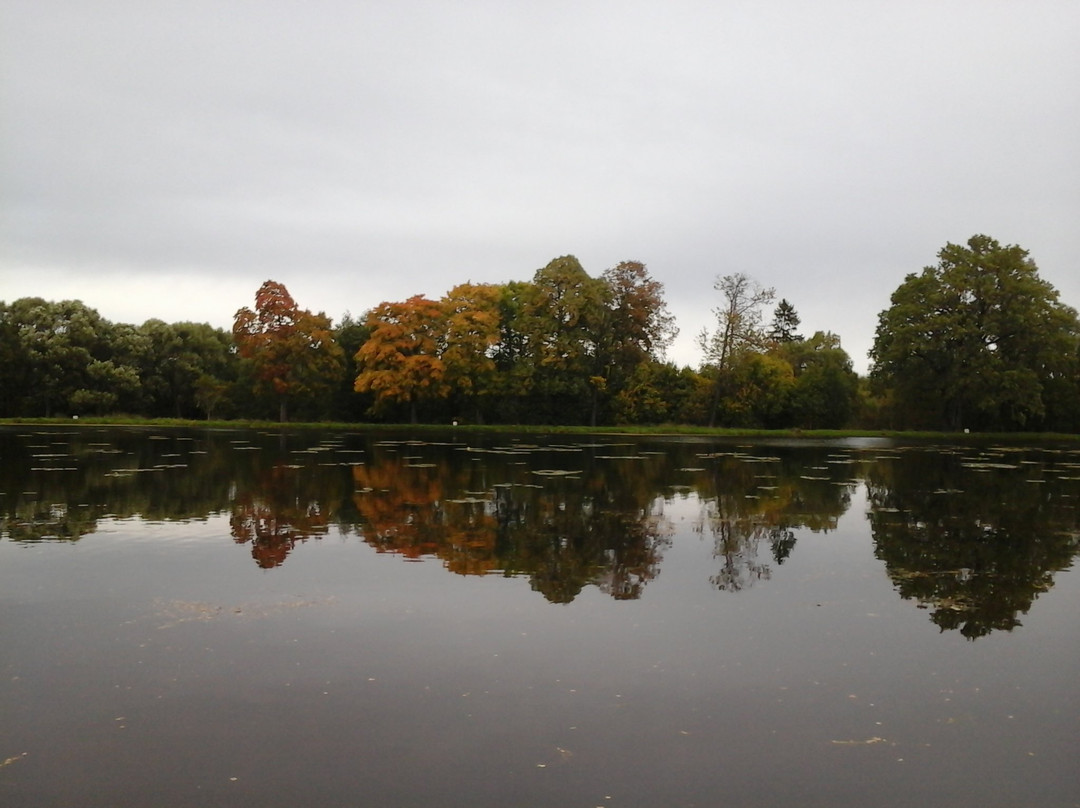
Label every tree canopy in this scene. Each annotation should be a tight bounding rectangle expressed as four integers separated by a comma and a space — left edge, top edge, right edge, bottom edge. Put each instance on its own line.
870, 235, 1080, 431
233, 281, 345, 422
5, 238, 1076, 432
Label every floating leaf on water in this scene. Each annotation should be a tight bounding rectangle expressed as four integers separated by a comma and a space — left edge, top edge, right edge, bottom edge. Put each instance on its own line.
0, 753, 28, 768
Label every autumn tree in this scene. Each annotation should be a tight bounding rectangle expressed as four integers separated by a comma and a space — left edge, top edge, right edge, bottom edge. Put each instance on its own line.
870, 236, 1080, 430
354, 295, 449, 423
713, 352, 794, 428
233, 281, 345, 422
600, 260, 677, 364
612, 361, 702, 425
440, 282, 501, 422
698, 273, 775, 427
593, 260, 678, 425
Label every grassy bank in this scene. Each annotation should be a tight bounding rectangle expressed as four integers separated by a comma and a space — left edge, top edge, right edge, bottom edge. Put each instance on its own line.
2, 416, 1078, 443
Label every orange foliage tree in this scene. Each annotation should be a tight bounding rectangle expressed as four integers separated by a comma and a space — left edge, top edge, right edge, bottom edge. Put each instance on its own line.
440, 282, 501, 421
354, 295, 449, 423
233, 280, 345, 422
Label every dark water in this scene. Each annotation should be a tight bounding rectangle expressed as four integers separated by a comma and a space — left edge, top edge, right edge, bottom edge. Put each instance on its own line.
1, 426, 1078, 808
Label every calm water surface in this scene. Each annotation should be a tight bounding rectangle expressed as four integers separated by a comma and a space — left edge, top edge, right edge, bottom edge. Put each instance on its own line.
1, 427, 1078, 807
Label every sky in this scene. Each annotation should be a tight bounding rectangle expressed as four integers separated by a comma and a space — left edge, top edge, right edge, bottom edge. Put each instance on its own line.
3, 1, 1078, 374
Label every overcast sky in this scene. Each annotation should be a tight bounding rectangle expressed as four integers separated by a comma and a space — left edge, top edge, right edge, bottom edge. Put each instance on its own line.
3, 1, 1078, 373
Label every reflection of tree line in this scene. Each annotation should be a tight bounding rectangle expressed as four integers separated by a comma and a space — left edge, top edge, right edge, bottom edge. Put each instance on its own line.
5, 430, 1079, 627
866, 447, 1080, 639
347, 450, 673, 602
690, 450, 856, 591
2, 430, 239, 540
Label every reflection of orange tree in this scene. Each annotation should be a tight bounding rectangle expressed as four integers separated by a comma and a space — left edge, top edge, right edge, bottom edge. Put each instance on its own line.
354, 461, 454, 553
350, 460, 671, 602
867, 449, 1080, 639
230, 463, 338, 568
351, 460, 504, 575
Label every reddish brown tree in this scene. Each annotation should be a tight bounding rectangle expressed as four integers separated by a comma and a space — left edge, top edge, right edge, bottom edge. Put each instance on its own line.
233, 281, 345, 422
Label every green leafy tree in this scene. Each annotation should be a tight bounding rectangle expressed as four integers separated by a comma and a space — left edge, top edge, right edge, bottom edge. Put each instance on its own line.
330, 312, 373, 421
0, 302, 33, 416
233, 281, 346, 422
138, 320, 235, 418
521, 256, 609, 424
193, 375, 233, 420
487, 280, 539, 423
7, 298, 122, 416
780, 331, 859, 429
870, 235, 1080, 430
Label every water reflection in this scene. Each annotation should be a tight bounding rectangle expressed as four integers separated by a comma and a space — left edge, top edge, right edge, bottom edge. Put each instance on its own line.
688, 449, 858, 591
866, 446, 1080, 638
349, 442, 673, 601
2, 428, 1078, 634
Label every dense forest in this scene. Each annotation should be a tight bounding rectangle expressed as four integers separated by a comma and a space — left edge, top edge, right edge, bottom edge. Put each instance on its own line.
2, 236, 1078, 431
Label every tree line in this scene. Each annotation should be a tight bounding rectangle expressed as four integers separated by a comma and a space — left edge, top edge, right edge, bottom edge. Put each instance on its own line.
2, 236, 1078, 431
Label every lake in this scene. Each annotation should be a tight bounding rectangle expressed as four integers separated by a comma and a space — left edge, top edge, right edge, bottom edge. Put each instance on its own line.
1, 426, 1078, 807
